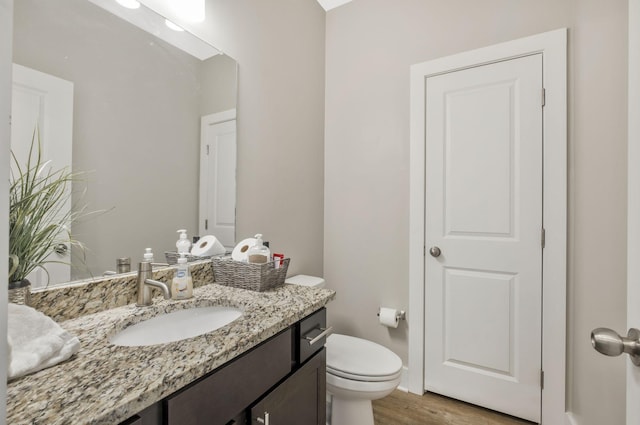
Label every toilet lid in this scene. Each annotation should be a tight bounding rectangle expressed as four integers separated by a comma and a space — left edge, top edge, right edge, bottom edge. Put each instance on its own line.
326, 334, 402, 382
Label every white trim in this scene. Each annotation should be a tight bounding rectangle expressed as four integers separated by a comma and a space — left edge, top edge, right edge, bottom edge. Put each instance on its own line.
316, 0, 352, 11
202, 108, 236, 125
408, 28, 567, 424
628, 1, 640, 424
0, 0, 12, 417
396, 366, 410, 393
565, 412, 579, 425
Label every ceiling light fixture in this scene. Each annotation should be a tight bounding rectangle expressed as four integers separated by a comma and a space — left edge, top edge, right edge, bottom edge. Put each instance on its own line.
177, 0, 205, 22
115, 0, 141, 9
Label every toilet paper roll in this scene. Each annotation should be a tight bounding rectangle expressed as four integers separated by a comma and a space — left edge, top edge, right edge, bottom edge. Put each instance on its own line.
191, 235, 226, 257
231, 237, 257, 262
379, 308, 400, 328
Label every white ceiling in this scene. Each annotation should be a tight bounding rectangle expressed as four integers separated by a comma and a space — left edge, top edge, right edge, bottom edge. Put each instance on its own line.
317, 0, 353, 11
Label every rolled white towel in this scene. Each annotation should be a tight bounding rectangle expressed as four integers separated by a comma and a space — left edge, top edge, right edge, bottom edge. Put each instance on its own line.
7, 303, 80, 380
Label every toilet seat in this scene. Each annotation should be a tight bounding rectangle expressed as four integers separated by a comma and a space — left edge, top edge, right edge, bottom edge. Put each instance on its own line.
326, 334, 403, 382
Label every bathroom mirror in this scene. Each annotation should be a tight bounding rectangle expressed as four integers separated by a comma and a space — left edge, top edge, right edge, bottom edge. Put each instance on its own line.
11, 0, 237, 286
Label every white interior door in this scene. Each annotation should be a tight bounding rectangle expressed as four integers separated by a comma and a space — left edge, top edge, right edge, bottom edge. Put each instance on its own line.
199, 110, 236, 247
424, 54, 543, 422
11, 63, 73, 288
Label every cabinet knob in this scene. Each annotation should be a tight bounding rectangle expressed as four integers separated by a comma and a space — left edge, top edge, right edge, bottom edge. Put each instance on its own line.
257, 412, 270, 425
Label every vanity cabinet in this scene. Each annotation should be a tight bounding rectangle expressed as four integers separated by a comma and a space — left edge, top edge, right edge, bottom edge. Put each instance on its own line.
166, 329, 293, 425
250, 348, 326, 425
118, 308, 327, 425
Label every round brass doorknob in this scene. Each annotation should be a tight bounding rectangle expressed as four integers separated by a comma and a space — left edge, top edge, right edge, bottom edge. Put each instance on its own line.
429, 246, 441, 258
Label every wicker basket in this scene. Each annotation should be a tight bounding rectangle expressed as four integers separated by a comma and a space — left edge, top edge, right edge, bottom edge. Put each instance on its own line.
212, 257, 290, 292
164, 251, 213, 265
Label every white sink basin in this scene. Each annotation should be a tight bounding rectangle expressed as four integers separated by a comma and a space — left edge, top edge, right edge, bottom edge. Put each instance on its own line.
109, 306, 243, 347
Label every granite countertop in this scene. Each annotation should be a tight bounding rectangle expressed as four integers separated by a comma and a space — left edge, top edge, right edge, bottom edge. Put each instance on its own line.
7, 283, 335, 425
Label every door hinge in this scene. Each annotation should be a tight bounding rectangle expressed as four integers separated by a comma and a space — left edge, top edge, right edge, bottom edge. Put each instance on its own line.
205, 219, 208, 230
541, 88, 546, 107
540, 370, 545, 389
423, 245, 426, 257
541, 228, 546, 249
206, 144, 210, 155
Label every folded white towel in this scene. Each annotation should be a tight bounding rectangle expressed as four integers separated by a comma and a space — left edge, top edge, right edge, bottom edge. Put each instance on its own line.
7, 303, 80, 380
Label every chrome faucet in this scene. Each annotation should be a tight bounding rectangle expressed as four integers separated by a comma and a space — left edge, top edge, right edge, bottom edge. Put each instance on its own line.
137, 261, 171, 306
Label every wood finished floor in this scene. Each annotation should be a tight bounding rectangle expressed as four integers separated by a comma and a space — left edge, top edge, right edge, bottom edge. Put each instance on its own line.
372, 391, 535, 425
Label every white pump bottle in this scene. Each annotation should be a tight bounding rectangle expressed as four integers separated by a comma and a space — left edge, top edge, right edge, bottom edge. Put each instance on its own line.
176, 229, 191, 255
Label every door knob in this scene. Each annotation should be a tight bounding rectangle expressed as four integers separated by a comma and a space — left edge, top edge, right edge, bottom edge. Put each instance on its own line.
591, 327, 640, 366
54, 243, 68, 256
429, 246, 441, 257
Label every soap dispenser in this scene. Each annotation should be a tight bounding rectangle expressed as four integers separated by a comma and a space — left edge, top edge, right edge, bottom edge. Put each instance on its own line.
172, 254, 193, 300
176, 229, 191, 255
143, 248, 154, 263
247, 234, 271, 264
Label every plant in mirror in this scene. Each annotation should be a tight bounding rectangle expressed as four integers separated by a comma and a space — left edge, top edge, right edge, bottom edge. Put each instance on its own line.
9, 130, 89, 302
11, 0, 238, 286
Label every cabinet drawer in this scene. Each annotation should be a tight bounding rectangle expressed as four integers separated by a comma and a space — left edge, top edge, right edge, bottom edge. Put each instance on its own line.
166, 329, 292, 425
298, 308, 327, 364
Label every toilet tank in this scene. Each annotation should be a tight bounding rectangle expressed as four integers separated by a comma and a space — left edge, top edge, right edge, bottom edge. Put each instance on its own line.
284, 275, 326, 288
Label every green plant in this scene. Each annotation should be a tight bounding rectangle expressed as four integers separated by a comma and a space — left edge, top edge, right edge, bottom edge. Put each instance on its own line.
8, 130, 85, 284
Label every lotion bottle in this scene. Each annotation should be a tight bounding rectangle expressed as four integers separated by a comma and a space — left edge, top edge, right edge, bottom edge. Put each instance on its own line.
172, 255, 193, 300
176, 229, 191, 255
247, 234, 271, 264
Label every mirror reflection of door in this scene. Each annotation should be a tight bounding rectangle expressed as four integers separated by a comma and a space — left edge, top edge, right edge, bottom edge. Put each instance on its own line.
10, 63, 74, 288
199, 110, 237, 248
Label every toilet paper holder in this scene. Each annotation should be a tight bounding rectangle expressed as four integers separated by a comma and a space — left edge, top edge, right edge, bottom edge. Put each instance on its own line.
377, 309, 406, 321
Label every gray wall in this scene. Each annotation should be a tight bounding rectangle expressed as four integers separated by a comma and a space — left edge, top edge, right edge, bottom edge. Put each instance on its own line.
0, 0, 11, 418
200, 54, 237, 115
324, 0, 627, 424
184, 0, 327, 277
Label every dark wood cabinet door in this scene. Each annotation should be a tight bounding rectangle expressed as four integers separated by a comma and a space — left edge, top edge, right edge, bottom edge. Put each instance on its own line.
165, 329, 292, 425
250, 349, 326, 425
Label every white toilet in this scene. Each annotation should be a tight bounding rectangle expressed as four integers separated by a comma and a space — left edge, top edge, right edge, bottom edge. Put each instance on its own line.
285, 275, 403, 425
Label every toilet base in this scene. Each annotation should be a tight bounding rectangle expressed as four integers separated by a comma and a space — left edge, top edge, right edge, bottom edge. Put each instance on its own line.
329, 396, 374, 425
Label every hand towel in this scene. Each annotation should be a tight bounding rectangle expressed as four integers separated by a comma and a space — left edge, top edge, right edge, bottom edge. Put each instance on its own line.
7, 303, 80, 380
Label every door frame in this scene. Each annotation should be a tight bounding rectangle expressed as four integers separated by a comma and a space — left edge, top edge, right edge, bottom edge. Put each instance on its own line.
408, 29, 567, 424
627, 0, 640, 423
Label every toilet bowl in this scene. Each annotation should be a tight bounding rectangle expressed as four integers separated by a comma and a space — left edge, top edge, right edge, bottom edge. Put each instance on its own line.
326, 333, 402, 425
285, 275, 403, 425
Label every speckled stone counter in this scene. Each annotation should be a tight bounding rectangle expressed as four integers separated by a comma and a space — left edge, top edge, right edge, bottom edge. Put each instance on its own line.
7, 282, 335, 425
30, 260, 214, 322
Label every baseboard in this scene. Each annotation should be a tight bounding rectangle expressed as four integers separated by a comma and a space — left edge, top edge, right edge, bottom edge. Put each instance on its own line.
397, 366, 410, 393
565, 412, 578, 425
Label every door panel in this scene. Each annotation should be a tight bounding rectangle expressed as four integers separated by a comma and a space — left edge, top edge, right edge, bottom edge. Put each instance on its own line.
425, 54, 543, 422
446, 82, 514, 237
444, 268, 515, 375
